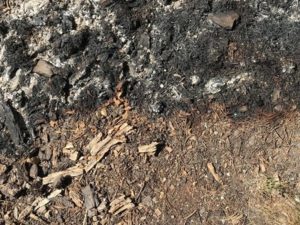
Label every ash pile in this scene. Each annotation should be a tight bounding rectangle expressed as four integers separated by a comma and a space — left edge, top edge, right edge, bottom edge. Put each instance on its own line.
0, 0, 299, 155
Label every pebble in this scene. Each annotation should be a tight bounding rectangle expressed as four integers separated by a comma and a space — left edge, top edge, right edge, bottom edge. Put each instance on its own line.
33, 60, 55, 78
150, 101, 165, 114
208, 11, 240, 30
29, 164, 39, 178
238, 105, 248, 113
190, 75, 200, 85
274, 104, 283, 112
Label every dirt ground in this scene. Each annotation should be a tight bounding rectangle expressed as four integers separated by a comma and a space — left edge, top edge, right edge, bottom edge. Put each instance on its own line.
0, 86, 300, 225
0, 0, 300, 224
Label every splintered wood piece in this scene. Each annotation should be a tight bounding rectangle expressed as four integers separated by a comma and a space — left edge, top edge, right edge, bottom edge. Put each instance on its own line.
34, 189, 62, 211
87, 123, 132, 156
29, 213, 47, 225
0, 184, 19, 197
63, 142, 79, 161
43, 122, 133, 185
42, 164, 84, 185
69, 187, 83, 207
138, 142, 159, 154
19, 189, 62, 220
86, 133, 103, 151
109, 195, 134, 215
207, 162, 222, 184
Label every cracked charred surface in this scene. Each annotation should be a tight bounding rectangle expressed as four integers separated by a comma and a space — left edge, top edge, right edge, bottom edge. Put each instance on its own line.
0, 1, 299, 224
0, 0, 299, 154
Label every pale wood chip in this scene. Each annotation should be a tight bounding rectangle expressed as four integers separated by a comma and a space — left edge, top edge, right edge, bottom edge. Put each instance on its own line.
63, 142, 79, 161
86, 133, 103, 151
0, 164, 7, 175
43, 123, 132, 185
29, 213, 47, 225
43, 164, 84, 185
19, 190, 62, 220
34, 189, 62, 211
69, 187, 83, 207
207, 162, 222, 184
19, 205, 32, 220
138, 142, 159, 154
109, 195, 135, 215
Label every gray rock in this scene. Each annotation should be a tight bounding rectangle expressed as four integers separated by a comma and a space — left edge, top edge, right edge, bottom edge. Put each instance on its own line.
208, 11, 240, 30
32, 60, 55, 78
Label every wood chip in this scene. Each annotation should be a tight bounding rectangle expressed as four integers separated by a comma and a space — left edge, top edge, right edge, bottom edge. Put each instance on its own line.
109, 195, 135, 216
69, 187, 83, 207
32, 60, 55, 77
63, 142, 79, 161
42, 164, 84, 185
29, 213, 47, 225
208, 11, 240, 30
34, 189, 62, 211
43, 122, 133, 185
82, 185, 98, 211
0, 184, 20, 197
207, 162, 222, 184
138, 142, 159, 154
0, 164, 7, 175
19, 189, 62, 220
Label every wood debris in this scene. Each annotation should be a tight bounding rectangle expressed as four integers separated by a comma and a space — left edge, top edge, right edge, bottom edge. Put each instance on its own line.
63, 142, 79, 161
109, 195, 135, 216
19, 189, 62, 220
87, 123, 132, 156
42, 122, 133, 185
69, 186, 83, 207
82, 184, 99, 212
138, 142, 159, 154
207, 162, 222, 184
0, 164, 7, 175
0, 183, 20, 197
42, 164, 84, 185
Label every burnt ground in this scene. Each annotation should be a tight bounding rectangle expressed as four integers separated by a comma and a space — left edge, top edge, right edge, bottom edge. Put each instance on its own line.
0, 0, 300, 224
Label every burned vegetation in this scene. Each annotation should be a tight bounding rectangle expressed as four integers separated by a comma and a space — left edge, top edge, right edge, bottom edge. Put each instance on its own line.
0, 0, 299, 224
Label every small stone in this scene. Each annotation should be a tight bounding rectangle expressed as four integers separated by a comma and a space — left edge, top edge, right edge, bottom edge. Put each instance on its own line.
33, 60, 55, 78
238, 106, 248, 112
155, 208, 162, 217
274, 104, 283, 112
0, 164, 7, 175
150, 101, 165, 114
208, 11, 240, 30
190, 75, 200, 85
29, 164, 39, 178
271, 88, 281, 103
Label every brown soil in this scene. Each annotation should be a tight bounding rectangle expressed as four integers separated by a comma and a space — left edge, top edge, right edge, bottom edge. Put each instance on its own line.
1, 87, 300, 225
